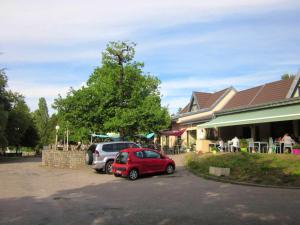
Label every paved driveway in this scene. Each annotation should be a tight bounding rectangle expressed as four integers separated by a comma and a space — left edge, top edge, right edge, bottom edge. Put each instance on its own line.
0, 155, 299, 225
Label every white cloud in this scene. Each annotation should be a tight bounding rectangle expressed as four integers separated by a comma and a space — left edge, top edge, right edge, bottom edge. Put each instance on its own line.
1, 48, 101, 63
1, 0, 294, 45
8, 81, 69, 98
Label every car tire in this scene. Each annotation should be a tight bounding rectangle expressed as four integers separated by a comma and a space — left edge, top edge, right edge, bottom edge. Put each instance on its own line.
105, 160, 114, 174
128, 169, 139, 180
85, 151, 93, 165
165, 164, 174, 174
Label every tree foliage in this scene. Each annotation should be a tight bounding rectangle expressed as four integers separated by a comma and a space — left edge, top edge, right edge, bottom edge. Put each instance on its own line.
0, 69, 10, 148
33, 97, 50, 147
0, 69, 40, 150
5, 92, 33, 147
54, 41, 170, 141
281, 73, 296, 80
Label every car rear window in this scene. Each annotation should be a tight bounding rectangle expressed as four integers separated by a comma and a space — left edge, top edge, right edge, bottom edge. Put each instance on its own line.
115, 152, 128, 164
116, 143, 127, 151
102, 143, 139, 152
102, 144, 114, 152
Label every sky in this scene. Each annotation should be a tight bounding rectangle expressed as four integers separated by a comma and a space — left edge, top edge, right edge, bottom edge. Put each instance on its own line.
1, 0, 300, 114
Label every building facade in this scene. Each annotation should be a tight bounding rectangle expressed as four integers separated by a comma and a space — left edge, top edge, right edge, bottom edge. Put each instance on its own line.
161, 71, 300, 153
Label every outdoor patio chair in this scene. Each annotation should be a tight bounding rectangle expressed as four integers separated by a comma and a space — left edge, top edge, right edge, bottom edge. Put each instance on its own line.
268, 137, 280, 153
247, 138, 256, 153
283, 143, 293, 153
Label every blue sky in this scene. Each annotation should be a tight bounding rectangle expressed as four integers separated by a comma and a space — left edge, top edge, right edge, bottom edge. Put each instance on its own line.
1, 0, 300, 114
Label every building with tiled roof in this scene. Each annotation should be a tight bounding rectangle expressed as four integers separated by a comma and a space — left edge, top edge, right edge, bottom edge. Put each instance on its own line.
161, 71, 300, 153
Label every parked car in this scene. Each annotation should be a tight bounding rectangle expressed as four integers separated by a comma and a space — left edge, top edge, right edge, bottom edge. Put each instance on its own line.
86, 142, 140, 174
112, 148, 175, 180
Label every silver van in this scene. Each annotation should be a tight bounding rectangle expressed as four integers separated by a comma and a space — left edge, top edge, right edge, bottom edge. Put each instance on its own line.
86, 142, 139, 174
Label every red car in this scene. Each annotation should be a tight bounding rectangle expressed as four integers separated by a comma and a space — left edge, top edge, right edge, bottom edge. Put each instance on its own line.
112, 148, 175, 180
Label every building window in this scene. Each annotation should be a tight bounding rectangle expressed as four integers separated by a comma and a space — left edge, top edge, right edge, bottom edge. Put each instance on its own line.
206, 128, 218, 140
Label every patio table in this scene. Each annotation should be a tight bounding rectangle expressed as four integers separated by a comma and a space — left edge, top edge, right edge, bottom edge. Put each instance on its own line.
254, 141, 269, 153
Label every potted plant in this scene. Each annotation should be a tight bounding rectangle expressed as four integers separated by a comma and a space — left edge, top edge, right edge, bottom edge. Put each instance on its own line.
211, 146, 219, 155
240, 139, 248, 153
292, 144, 300, 155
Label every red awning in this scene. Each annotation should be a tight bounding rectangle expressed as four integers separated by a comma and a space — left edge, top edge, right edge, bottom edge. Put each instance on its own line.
160, 129, 186, 136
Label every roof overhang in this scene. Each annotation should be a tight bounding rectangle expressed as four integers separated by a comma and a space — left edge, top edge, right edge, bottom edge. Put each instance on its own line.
198, 102, 300, 129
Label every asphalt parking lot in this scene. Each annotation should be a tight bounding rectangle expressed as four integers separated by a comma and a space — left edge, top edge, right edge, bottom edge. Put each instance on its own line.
1, 155, 300, 225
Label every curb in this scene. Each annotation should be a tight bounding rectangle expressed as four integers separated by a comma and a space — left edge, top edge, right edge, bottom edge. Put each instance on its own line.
188, 169, 300, 190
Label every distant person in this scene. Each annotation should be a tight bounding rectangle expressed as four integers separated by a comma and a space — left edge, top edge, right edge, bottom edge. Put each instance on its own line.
76, 141, 82, 150
217, 139, 225, 152
282, 133, 295, 153
231, 136, 240, 152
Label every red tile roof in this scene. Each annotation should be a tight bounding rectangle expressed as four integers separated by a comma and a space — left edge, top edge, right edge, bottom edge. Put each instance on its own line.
180, 88, 230, 113
194, 92, 212, 108
223, 78, 294, 110
180, 103, 190, 113
202, 88, 229, 108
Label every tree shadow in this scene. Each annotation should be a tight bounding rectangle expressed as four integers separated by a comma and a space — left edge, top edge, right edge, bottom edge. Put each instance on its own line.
1, 164, 299, 225
0, 156, 41, 164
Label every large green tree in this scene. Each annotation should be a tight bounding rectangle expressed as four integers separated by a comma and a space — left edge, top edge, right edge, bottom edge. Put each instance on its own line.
0, 69, 10, 149
0, 69, 40, 151
33, 97, 50, 147
5, 92, 32, 148
54, 41, 170, 141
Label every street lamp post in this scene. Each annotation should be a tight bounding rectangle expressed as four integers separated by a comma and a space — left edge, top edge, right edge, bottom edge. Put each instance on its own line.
66, 127, 69, 151
55, 125, 60, 150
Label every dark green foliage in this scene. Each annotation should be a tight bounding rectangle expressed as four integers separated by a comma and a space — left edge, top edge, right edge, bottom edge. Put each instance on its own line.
5, 92, 32, 146
33, 97, 50, 146
54, 41, 170, 141
281, 73, 296, 80
21, 123, 40, 148
0, 69, 9, 148
0, 70, 40, 150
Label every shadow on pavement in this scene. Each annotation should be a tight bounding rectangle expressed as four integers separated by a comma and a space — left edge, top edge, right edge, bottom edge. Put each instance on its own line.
0, 164, 299, 225
0, 156, 41, 164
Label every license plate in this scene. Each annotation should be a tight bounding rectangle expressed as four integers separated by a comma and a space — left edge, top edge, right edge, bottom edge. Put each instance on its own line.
116, 170, 122, 174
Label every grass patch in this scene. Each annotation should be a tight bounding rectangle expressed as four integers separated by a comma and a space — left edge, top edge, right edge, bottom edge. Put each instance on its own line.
185, 152, 300, 186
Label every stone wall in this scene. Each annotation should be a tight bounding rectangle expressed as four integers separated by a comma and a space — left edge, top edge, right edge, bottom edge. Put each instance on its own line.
42, 150, 86, 169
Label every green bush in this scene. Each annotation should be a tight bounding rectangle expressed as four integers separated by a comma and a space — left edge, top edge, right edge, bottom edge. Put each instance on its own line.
293, 144, 300, 149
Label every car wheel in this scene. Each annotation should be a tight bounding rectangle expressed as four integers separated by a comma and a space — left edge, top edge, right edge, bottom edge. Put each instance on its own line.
165, 164, 174, 174
85, 151, 93, 165
128, 169, 138, 180
105, 160, 114, 174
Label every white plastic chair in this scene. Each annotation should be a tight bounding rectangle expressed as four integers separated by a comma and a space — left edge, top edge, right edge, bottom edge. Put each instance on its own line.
247, 138, 256, 153
283, 143, 293, 153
